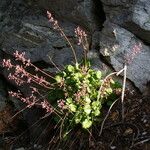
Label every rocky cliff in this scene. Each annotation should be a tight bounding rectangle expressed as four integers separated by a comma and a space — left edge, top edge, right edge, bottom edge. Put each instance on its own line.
0, 0, 150, 148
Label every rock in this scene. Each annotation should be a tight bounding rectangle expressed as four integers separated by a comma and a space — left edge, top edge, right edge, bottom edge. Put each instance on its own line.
99, 21, 150, 92
0, 3, 84, 66
0, 105, 17, 133
15, 148, 25, 150
0, 77, 7, 111
27, 0, 101, 32
87, 49, 109, 72
0, 100, 6, 111
101, 0, 150, 43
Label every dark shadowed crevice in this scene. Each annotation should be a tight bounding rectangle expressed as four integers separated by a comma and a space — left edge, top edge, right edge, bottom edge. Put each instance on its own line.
89, 0, 106, 50
93, 0, 106, 30
90, 0, 107, 67
123, 21, 150, 45
33, 61, 54, 69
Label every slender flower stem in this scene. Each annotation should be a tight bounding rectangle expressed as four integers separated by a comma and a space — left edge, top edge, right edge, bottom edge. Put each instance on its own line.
47, 11, 78, 64
121, 64, 127, 122
97, 72, 118, 101
47, 55, 61, 72
99, 98, 119, 136
58, 27, 78, 64
30, 63, 56, 80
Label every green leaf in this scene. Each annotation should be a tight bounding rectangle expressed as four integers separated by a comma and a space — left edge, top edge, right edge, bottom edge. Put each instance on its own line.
62, 71, 67, 77
96, 71, 102, 79
75, 118, 80, 124
106, 88, 113, 94
85, 96, 91, 103
88, 69, 94, 75
84, 104, 91, 114
92, 101, 100, 108
87, 86, 91, 93
82, 119, 92, 129
93, 109, 100, 116
67, 65, 74, 72
55, 75, 62, 83
74, 73, 82, 78
66, 98, 72, 104
75, 112, 82, 124
69, 104, 76, 112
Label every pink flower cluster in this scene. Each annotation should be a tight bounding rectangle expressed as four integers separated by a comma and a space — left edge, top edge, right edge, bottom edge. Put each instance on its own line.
13, 51, 30, 66
57, 99, 65, 110
2, 50, 55, 113
8, 72, 25, 86
2, 59, 13, 69
9, 90, 53, 113
9, 90, 37, 108
75, 27, 87, 46
124, 42, 142, 64
2, 51, 51, 88
75, 27, 89, 56
41, 100, 54, 113
47, 11, 59, 30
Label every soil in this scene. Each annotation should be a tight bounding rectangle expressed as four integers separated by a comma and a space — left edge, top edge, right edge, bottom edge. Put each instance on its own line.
0, 90, 149, 150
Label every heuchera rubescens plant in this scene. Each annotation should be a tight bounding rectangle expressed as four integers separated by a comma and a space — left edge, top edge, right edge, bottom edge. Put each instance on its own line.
2, 11, 122, 135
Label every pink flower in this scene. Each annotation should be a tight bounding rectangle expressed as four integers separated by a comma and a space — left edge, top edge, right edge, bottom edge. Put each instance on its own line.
9, 91, 21, 98
124, 43, 142, 64
30, 87, 39, 94
41, 100, 53, 113
27, 77, 32, 83
57, 99, 65, 110
14, 51, 26, 63
25, 59, 31, 67
75, 26, 87, 46
8, 73, 25, 85
15, 65, 24, 74
2, 59, 13, 69
47, 11, 59, 30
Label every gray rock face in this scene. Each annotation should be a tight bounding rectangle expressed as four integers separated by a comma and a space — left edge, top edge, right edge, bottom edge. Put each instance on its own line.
100, 21, 150, 92
101, 0, 150, 43
28, 0, 100, 32
0, 0, 103, 71
1, 9, 83, 66
0, 79, 7, 111
0, 0, 150, 148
